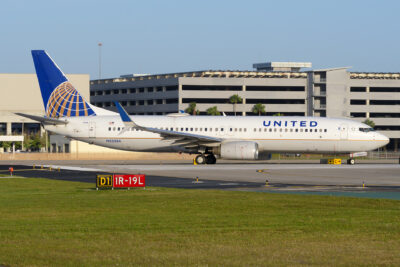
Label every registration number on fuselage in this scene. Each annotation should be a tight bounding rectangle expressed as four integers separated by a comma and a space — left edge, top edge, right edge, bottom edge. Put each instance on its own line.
106, 139, 121, 143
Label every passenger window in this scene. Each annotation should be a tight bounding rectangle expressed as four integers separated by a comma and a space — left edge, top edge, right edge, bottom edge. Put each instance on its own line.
117, 127, 120, 131
108, 127, 111, 131
239, 128, 242, 132
300, 129, 303, 132
319, 129, 322, 132
113, 127, 116, 131
254, 128, 257, 132
269, 128, 272, 132
259, 128, 262, 132
279, 129, 283, 132
244, 128, 247, 132
205, 128, 208, 132
295, 129, 298, 132
215, 128, 218, 132
290, 129, 293, 132
234, 128, 237, 132
195, 128, 198, 131
305, 129, 308, 132
274, 128, 277, 132
285, 128, 288, 132
210, 128, 213, 132
181, 128, 184, 131
264, 128, 267, 132
199, 128, 202, 131
221, 128, 224, 131
190, 128, 193, 131
324, 129, 327, 132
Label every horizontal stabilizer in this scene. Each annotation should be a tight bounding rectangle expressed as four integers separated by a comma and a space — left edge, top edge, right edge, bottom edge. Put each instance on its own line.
15, 113, 68, 125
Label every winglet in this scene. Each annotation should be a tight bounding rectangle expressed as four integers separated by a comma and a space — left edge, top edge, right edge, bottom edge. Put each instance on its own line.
114, 102, 138, 128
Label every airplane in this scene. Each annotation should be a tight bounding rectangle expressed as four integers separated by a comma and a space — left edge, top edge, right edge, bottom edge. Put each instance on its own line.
16, 50, 389, 165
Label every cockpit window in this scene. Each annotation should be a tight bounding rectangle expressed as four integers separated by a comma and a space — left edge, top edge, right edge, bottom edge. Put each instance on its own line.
359, 127, 375, 132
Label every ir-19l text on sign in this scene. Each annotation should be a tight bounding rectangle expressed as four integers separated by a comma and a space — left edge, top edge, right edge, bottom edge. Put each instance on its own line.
113, 174, 145, 188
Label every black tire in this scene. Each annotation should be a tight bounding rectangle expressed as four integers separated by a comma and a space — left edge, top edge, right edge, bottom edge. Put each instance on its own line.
206, 154, 217, 164
347, 158, 355, 165
195, 154, 206, 164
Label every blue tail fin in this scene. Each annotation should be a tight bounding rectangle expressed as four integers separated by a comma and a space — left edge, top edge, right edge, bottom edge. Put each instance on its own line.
31, 50, 96, 118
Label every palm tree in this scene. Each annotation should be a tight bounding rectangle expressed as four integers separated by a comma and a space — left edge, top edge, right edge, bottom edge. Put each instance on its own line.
363, 118, 375, 128
185, 102, 199, 115
229, 94, 243, 116
206, 106, 221, 116
252, 103, 266, 116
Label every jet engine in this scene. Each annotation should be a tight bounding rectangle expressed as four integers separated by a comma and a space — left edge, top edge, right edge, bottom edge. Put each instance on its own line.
214, 141, 259, 160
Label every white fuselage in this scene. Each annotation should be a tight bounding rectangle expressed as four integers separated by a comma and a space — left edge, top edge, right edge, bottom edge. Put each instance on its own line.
44, 115, 389, 155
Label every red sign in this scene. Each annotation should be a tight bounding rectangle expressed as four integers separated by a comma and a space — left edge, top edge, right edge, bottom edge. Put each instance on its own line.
113, 174, 145, 188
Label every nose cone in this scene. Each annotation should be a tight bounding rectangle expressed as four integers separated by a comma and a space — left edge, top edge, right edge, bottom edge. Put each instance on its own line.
379, 133, 390, 146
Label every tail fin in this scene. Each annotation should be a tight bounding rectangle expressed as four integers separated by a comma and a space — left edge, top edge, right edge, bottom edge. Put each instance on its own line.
31, 50, 96, 118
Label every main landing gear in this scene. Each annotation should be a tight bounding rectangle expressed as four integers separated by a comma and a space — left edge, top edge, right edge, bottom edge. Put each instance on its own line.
195, 154, 217, 165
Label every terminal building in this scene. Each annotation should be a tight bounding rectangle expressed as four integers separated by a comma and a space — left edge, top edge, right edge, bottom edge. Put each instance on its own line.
90, 62, 400, 151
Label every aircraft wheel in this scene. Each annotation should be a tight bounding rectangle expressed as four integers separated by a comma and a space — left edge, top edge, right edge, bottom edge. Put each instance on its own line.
195, 154, 206, 165
347, 158, 355, 165
206, 154, 217, 164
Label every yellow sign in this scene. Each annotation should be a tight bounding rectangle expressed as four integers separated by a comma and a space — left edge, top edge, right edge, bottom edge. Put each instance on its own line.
328, 158, 341, 165
97, 174, 113, 188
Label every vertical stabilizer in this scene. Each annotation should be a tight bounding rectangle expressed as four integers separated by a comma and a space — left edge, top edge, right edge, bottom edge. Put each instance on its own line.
31, 50, 96, 118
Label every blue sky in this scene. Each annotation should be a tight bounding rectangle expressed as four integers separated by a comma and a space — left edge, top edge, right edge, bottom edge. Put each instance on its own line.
1, 0, 399, 79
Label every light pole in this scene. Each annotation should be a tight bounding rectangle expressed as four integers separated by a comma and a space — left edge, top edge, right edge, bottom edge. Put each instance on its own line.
98, 42, 102, 79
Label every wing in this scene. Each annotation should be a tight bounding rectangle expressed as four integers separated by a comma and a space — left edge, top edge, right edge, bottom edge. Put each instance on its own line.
114, 102, 222, 147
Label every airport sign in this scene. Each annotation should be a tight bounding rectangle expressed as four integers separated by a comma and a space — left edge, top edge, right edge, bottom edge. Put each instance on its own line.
96, 174, 146, 189
97, 174, 113, 188
113, 174, 145, 188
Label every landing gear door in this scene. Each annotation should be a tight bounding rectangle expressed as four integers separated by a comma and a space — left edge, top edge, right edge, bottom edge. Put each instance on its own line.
89, 122, 96, 138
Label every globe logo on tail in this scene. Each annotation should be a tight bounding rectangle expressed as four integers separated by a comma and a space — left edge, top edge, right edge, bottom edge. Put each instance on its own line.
46, 82, 96, 118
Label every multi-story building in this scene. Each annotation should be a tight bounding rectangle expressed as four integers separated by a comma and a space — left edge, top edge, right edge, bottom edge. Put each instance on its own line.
90, 62, 400, 150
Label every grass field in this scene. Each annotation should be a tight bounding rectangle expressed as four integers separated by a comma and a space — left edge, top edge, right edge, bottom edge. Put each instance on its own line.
0, 177, 400, 266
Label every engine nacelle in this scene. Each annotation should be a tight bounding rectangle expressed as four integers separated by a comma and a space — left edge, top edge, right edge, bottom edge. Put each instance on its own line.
217, 141, 259, 160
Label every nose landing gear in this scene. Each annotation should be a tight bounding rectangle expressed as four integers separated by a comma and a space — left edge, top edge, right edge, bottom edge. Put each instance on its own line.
347, 158, 355, 165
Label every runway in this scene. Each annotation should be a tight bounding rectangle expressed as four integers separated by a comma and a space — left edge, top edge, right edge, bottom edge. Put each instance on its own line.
1, 162, 400, 199
71, 163, 400, 186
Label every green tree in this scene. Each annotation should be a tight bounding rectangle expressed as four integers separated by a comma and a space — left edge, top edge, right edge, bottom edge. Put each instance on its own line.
252, 103, 266, 116
28, 133, 43, 151
0, 141, 11, 150
206, 106, 221, 116
229, 94, 243, 116
185, 102, 199, 115
363, 118, 375, 128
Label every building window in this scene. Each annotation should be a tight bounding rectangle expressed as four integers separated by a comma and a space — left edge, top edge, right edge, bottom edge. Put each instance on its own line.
350, 99, 366, 105
182, 85, 241, 91
350, 112, 366, 118
350, 87, 366, 92
246, 86, 305, 92
165, 85, 178, 91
